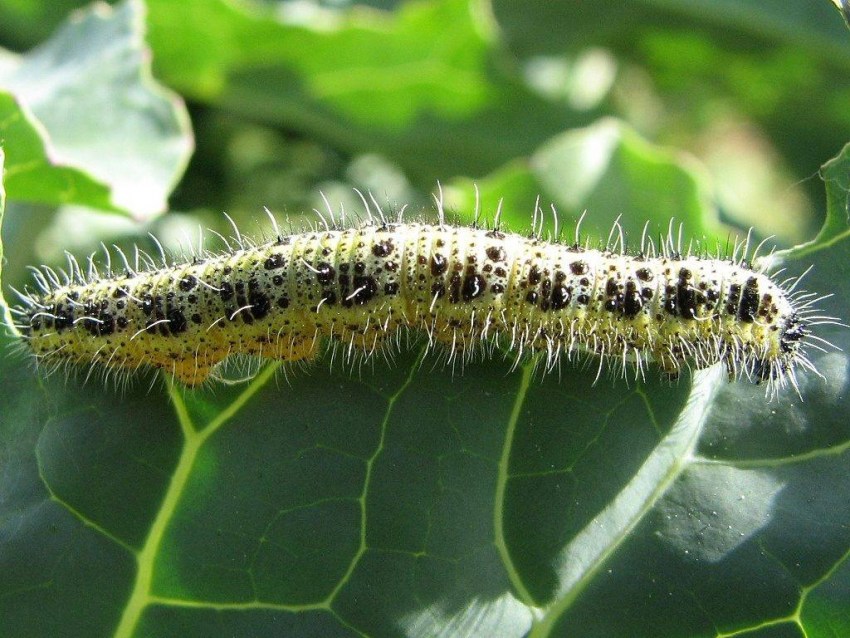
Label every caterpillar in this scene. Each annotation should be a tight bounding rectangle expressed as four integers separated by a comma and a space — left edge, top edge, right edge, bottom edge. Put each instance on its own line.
5, 197, 833, 396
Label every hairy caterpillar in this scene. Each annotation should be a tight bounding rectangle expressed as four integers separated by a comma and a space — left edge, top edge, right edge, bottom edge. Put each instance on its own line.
6, 197, 834, 396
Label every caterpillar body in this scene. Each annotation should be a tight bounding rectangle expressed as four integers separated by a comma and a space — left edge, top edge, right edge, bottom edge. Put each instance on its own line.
9, 213, 824, 395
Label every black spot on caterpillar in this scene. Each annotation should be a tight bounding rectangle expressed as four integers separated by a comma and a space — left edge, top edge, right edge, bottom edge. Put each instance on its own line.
6, 200, 838, 397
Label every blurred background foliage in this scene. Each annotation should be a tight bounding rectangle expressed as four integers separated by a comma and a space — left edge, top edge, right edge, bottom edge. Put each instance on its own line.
1, 0, 848, 261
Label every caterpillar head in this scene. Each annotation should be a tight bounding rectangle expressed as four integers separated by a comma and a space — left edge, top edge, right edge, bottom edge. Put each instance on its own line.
753, 312, 808, 383
779, 312, 807, 355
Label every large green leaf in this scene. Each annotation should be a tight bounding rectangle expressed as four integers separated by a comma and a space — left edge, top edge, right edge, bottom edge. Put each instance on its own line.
141, 0, 590, 187
0, 0, 192, 217
1, 133, 849, 637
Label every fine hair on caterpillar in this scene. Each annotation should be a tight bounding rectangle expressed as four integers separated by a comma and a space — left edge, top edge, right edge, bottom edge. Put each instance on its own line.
6, 190, 842, 398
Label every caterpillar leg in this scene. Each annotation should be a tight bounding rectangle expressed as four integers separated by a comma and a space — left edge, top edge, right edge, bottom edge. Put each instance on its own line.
272, 336, 321, 362
343, 332, 387, 363
170, 360, 215, 386
655, 351, 684, 381
430, 325, 479, 364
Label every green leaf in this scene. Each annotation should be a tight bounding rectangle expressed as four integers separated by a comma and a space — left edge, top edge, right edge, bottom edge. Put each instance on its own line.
446, 118, 721, 244
0, 91, 116, 211
143, 0, 589, 186
0, 0, 192, 217
2, 135, 849, 636
798, 142, 850, 255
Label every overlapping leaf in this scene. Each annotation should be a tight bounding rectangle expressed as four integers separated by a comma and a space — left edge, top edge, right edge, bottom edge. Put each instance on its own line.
0, 0, 192, 218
